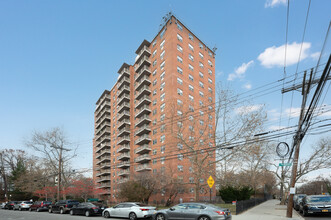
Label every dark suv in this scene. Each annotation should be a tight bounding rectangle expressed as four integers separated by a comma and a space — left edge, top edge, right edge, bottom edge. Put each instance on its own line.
49, 200, 79, 214
29, 201, 52, 212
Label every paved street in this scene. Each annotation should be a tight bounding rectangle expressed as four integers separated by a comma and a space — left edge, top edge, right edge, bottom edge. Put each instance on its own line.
0, 209, 124, 220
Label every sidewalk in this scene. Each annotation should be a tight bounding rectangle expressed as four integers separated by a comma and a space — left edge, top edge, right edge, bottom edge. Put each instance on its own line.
232, 199, 304, 220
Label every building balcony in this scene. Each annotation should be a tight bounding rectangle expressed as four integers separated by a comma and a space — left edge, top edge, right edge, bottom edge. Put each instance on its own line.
118, 136, 130, 145
96, 125, 111, 137
97, 189, 111, 195
118, 110, 130, 121
95, 114, 111, 128
134, 154, 152, 163
96, 132, 111, 143
96, 147, 111, 159
135, 85, 151, 100
117, 76, 130, 89
135, 95, 151, 109
135, 75, 151, 91
96, 120, 111, 133
117, 144, 130, 153
135, 164, 152, 172
96, 155, 110, 165
135, 66, 151, 82
134, 144, 151, 154
118, 119, 130, 129
134, 134, 151, 145
134, 125, 151, 136
134, 55, 151, 73
118, 177, 129, 184
95, 108, 111, 122
118, 169, 130, 177
100, 162, 111, 169
95, 141, 111, 151
135, 115, 151, 127
118, 85, 130, 97
97, 183, 111, 189
135, 105, 151, 118
117, 93, 130, 106
117, 126, 130, 137
97, 175, 111, 183
118, 67, 130, 82
117, 152, 130, 161
118, 103, 130, 114
117, 161, 130, 168
95, 100, 111, 115
96, 169, 111, 177
136, 45, 151, 63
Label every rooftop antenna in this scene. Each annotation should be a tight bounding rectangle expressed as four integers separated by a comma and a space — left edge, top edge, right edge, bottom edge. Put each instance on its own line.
159, 12, 173, 30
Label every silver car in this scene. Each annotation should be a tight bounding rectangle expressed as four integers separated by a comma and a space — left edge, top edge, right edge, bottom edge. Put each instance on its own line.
103, 202, 156, 220
153, 203, 231, 220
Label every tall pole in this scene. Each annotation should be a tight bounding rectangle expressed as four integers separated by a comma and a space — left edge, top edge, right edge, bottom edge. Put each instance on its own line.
286, 71, 309, 217
57, 147, 62, 201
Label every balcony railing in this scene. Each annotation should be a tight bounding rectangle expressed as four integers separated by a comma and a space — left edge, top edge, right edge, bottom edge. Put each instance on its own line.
135, 115, 151, 127
134, 55, 151, 72
134, 134, 151, 145
135, 85, 151, 100
118, 119, 130, 129
117, 76, 130, 89
118, 85, 130, 97
136, 46, 151, 63
117, 93, 130, 106
118, 178, 129, 184
135, 75, 151, 91
118, 110, 130, 121
135, 154, 152, 163
117, 152, 130, 160
134, 125, 151, 136
117, 161, 130, 168
118, 169, 130, 176
134, 144, 151, 154
135, 164, 152, 172
117, 144, 130, 153
135, 95, 151, 109
117, 126, 130, 137
135, 105, 151, 118
118, 136, 130, 145
135, 65, 151, 82
118, 103, 130, 113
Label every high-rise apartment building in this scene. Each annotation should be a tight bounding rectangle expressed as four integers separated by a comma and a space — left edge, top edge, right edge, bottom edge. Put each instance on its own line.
93, 14, 216, 204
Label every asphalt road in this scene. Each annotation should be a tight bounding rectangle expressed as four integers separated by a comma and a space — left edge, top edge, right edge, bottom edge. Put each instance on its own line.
0, 209, 124, 220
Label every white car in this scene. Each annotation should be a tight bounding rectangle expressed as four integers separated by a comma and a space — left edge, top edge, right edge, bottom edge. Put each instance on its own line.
102, 202, 156, 220
18, 201, 33, 211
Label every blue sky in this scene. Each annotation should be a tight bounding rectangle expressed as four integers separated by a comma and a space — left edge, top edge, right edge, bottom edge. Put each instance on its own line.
0, 0, 330, 176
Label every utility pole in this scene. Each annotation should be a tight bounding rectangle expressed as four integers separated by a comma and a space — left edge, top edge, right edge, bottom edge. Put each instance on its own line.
283, 70, 312, 217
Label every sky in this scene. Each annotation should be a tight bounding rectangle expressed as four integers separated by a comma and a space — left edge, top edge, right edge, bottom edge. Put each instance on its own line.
0, 0, 330, 179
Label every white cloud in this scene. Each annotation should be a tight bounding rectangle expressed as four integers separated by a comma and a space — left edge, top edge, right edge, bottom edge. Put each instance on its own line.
265, 0, 287, 8
243, 83, 252, 90
310, 52, 320, 60
258, 42, 311, 68
269, 125, 286, 130
235, 104, 263, 114
285, 107, 301, 118
228, 60, 254, 81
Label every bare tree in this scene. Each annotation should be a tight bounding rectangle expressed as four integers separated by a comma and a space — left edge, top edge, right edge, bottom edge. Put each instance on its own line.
25, 127, 77, 200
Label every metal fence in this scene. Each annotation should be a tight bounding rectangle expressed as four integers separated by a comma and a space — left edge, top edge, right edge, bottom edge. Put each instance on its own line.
235, 197, 270, 214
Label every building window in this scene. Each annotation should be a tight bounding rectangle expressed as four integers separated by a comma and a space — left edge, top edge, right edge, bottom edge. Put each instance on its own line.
177, 143, 183, 149
199, 42, 204, 49
177, 88, 183, 96
160, 103, 165, 112
199, 100, 204, 106
153, 129, 157, 135
153, 99, 157, 106
177, 121, 183, 128
177, 34, 183, 42
199, 81, 204, 88
189, 33, 194, 41
160, 82, 165, 90
189, 177, 194, 183
153, 79, 157, 86
189, 95, 194, 102
189, 167, 193, 173
177, 77, 183, 85
189, 125, 194, 131
209, 114, 213, 120
161, 145, 165, 153
208, 87, 212, 93
160, 71, 165, 81
177, 66, 183, 74
153, 59, 157, 67
177, 165, 183, 171
190, 188, 194, 193
160, 114, 165, 121
152, 69, 157, 76
160, 135, 165, 143
152, 49, 157, 58
177, 55, 183, 63
208, 97, 212, 102
153, 40, 157, 47
153, 109, 157, 115
189, 136, 195, 142
189, 64, 194, 71
199, 110, 204, 116
177, 110, 183, 116
188, 43, 194, 51
160, 29, 166, 39
188, 84, 194, 92
177, 99, 183, 105
189, 74, 194, 81
153, 119, 157, 125
177, 23, 183, 31
189, 54, 194, 62
160, 39, 165, 50
153, 89, 157, 96
177, 44, 183, 53
160, 93, 165, 102
208, 69, 212, 75
199, 62, 204, 68
188, 115, 194, 121
160, 124, 166, 132
189, 105, 194, 112
208, 51, 213, 57
209, 124, 213, 129
199, 91, 204, 97
153, 139, 157, 145
208, 60, 213, 67
153, 159, 157, 164
199, 72, 204, 78
160, 50, 165, 60
161, 157, 165, 164
160, 61, 165, 70
208, 105, 213, 110
208, 78, 213, 84
199, 52, 204, 59
178, 154, 183, 160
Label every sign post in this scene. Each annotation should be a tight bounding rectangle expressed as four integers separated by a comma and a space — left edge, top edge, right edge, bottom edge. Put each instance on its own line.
207, 176, 214, 202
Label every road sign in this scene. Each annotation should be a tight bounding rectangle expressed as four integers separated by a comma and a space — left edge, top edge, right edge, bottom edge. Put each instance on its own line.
279, 163, 292, 166
207, 176, 214, 188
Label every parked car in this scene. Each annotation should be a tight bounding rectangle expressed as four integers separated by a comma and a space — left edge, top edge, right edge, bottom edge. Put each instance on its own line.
13, 201, 22, 210
49, 200, 79, 214
4, 201, 18, 210
299, 195, 331, 216
153, 203, 232, 220
29, 201, 52, 212
70, 202, 104, 217
1, 202, 7, 209
102, 202, 156, 220
17, 201, 33, 211
293, 194, 306, 211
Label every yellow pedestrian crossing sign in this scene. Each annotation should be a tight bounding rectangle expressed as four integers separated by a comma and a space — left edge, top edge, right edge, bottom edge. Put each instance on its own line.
207, 176, 214, 188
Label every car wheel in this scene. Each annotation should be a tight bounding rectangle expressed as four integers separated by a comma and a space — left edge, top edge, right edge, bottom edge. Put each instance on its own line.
36, 208, 40, 212
303, 209, 308, 217
198, 216, 210, 220
29, 208, 32, 212
103, 211, 110, 218
49, 208, 52, 213
129, 212, 137, 220
156, 213, 166, 220
60, 208, 64, 214
70, 210, 74, 215
19, 207, 22, 211
85, 210, 90, 217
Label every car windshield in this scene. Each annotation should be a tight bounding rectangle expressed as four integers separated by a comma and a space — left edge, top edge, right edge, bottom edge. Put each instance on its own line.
135, 203, 149, 207
307, 196, 331, 203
